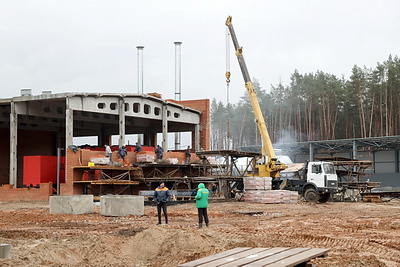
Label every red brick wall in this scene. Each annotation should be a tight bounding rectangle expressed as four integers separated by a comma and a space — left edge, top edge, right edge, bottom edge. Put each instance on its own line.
170, 99, 210, 151
0, 183, 53, 201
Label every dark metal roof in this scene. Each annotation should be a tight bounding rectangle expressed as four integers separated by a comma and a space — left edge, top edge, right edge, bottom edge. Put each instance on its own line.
196, 150, 261, 158
275, 135, 400, 154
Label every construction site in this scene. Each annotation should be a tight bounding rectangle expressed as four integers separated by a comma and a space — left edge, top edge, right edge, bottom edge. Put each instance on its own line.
1, 14, 400, 267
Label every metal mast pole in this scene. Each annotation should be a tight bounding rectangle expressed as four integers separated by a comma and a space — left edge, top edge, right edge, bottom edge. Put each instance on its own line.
226, 27, 231, 150
136, 46, 144, 145
174, 41, 182, 150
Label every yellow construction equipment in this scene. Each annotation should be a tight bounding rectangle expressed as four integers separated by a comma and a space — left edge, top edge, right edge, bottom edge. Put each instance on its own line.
225, 16, 286, 178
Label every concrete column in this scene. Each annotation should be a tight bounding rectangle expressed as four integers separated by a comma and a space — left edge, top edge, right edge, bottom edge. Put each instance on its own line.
118, 99, 125, 146
395, 147, 399, 173
352, 140, 358, 172
65, 98, 74, 148
162, 105, 168, 151
193, 124, 200, 151
352, 140, 357, 160
174, 132, 181, 150
9, 101, 17, 188
309, 143, 314, 161
372, 150, 376, 173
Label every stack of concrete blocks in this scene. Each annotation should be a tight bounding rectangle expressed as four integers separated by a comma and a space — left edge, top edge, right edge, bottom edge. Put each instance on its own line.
90, 157, 110, 165
165, 158, 179, 164
136, 154, 155, 163
100, 195, 144, 216
243, 177, 298, 204
0, 244, 12, 259
49, 195, 94, 214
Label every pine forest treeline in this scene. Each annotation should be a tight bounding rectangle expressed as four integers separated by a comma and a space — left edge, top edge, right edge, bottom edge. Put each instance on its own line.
210, 55, 400, 150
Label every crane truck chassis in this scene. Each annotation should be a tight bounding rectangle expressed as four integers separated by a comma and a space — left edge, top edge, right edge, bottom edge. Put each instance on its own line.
277, 161, 339, 203
225, 16, 339, 202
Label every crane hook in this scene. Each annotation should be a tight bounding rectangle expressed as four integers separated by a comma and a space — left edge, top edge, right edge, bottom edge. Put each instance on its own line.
225, 71, 231, 84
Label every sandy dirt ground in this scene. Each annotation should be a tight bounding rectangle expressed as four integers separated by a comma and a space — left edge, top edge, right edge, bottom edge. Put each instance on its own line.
0, 200, 400, 267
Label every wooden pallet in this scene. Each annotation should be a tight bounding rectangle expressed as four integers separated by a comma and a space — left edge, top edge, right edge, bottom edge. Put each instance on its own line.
179, 247, 329, 267
362, 194, 381, 202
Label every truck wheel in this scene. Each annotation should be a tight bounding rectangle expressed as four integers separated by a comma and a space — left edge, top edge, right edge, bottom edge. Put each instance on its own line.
318, 193, 331, 203
304, 188, 319, 203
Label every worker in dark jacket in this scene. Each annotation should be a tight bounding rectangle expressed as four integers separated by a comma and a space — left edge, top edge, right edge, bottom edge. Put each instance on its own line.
185, 146, 191, 163
118, 144, 127, 160
155, 145, 164, 160
195, 183, 209, 228
154, 182, 171, 225
134, 142, 142, 153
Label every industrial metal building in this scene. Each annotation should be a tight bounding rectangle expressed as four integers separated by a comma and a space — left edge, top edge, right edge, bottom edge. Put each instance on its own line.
275, 136, 400, 187
0, 91, 210, 192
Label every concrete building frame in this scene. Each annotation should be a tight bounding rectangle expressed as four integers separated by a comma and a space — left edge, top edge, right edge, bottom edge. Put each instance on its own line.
0, 92, 208, 189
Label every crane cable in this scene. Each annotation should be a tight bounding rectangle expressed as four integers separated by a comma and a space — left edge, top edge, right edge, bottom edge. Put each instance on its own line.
225, 27, 231, 84
226, 27, 231, 147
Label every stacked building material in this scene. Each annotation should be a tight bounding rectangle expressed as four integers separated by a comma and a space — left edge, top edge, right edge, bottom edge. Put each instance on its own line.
243, 177, 298, 204
90, 157, 110, 165
164, 158, 179, 164
243, 177, 272, 190
136, 153, 155, 163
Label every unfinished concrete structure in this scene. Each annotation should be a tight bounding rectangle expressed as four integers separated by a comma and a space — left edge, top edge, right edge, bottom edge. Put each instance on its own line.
0, 91, 210, 200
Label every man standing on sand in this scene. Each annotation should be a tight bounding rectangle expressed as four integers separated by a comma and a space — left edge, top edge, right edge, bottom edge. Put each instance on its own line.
195, 183, 209, 228
154, 182, 171, 225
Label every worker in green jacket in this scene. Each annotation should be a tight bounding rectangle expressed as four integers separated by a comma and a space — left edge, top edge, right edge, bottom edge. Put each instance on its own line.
195, 183, 209, 228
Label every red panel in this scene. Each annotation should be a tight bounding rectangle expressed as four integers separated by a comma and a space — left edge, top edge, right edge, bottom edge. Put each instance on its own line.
23, 156, 66, 187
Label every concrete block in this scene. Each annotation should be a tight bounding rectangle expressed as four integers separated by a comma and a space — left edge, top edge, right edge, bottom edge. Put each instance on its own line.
100, 195, 144, 216
49, 195, 94, 214
0, 244, 12, 259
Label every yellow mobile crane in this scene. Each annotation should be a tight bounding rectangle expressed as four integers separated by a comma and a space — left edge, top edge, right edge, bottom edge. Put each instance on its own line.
225, 16, 287, 178
225, 17, 339, 203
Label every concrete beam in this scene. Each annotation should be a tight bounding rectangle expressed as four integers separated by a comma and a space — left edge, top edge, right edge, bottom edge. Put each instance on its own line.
67, 95, 200, 124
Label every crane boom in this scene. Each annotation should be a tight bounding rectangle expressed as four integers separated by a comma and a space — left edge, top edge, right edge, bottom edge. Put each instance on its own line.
225, 16, 286, 177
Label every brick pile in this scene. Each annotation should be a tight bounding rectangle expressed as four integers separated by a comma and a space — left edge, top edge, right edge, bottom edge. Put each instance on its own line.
243, 177, 298, 204
243, 177, 272, 190
136, 153, 155, 163
0, 183, 53, 201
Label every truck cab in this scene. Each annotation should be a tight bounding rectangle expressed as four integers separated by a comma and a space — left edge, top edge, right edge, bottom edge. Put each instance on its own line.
279, 161, 338, 203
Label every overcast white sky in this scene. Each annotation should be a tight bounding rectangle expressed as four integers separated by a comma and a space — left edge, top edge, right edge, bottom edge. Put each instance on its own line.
1, 0, 399, 104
